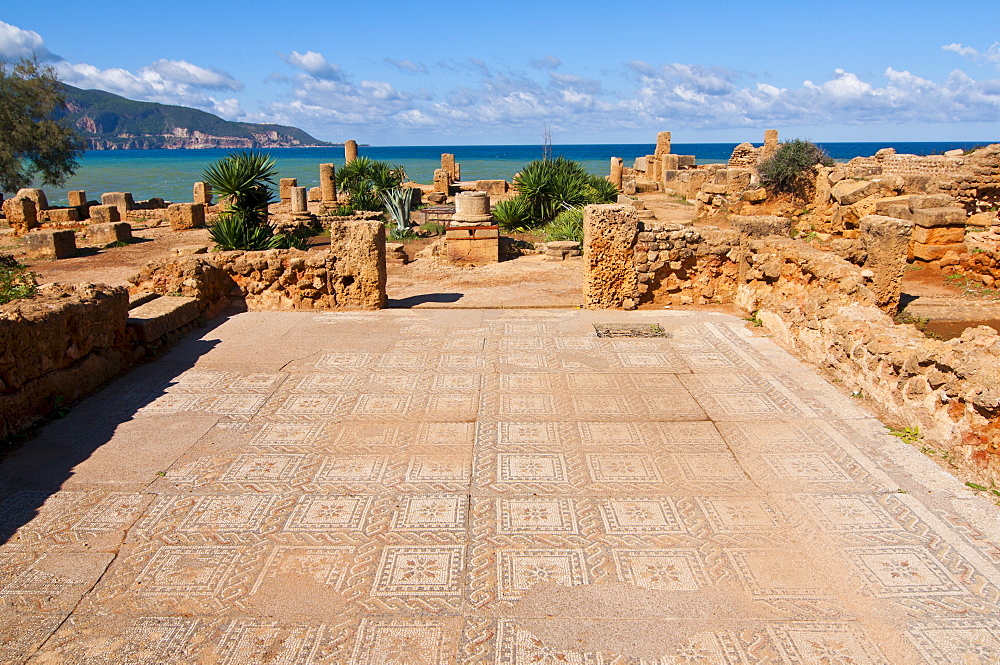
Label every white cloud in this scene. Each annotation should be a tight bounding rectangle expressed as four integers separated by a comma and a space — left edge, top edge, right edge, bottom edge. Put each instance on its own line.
385, 58, 428, 74
147, 59, 243, 90
529, 55, 561, 70
0, 20, 57, 61
280, 50, 343, 80
943, 42, 1000, 67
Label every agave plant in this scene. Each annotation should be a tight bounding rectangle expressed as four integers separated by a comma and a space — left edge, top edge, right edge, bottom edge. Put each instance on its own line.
335, 157, 406, 212
202, 151, 279, 250
381, 187, 413, 237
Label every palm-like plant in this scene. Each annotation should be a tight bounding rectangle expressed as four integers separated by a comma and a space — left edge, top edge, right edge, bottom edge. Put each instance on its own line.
513, 156, 619, 226
202, 151, 278, 250
335, 157, 406, 212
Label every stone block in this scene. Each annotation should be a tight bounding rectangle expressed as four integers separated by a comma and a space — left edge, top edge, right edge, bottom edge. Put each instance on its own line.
67, 190, 88, 209
873, 196, 912, 216
912, 226, 965, 245
584, 204, 639, 309
474, 180, 508, 195
24, 229, 77, 259
742, 188, 767, 203
167, 203, 206, 230
677, 155, 696, 168
2, 197, 38, 235
860, 215, 913, 312
279, 178, 297, 203
88, 205, 121, 224
16, 188, 48, 211
126, 296, 200, 342
912, 242, 967, 261
445, 224, 499, 264
907, 194, 956, 210
308, 186, 322, 202
831, 179, 876, 205
87, 222, 132, 245
385, 242, 408, 265
702, 182, 727, 195
42, 208, 80, 223
433, 168, 451, 194
101, 192, 134, 218
911, 207, 966, 228
967, 213, 996, 228
655, 131, 672, 157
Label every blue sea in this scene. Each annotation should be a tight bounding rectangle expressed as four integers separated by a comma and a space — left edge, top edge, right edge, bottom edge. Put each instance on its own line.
35, 142, 994, 207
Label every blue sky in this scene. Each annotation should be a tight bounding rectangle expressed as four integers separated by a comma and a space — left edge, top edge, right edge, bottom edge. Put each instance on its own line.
2, 1, 999, 144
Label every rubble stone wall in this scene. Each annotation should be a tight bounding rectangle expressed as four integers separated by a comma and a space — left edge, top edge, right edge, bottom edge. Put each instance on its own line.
0, 284, 131, 440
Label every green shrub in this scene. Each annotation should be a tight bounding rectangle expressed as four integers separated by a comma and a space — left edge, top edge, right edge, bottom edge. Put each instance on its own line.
542, 207, 584, 243
335, 157, 406, 212
758, 140, 833, 197
420, 221, 446, 236
513, 156, 620, 226
0, 255, 38, 305
209, 211, 280, 251
203, 151, 279, 250
492, 195, 533, 231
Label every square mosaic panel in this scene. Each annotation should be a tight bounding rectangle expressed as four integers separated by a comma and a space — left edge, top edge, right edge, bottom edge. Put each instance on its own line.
497, 498, 579, 535
135, 546, 242, 595
497, 549, 588, 601
613, 549, 706, 591
805, 495, 901, 533
498, 422, 562, 446
251, 423, 325, 447
176, 496, 277, 532
350, 619, 454, 665
221, 455, 306, 482
284, 496, 371, 532
315, 456, 386, 483
849, 546, 966, 596
216, 621, 324, 665
392, 495, 467, 531
251, 546, 353, 593
406, 457, 471, 483
415, 422, 476, 446
696, 497, 785, 532
578, 422, 644, 446
497, 454, 568, 482
599, 498, 683, 534
372, 546, 465, 597
586, 454, 662, 483
275, 395, 342, 416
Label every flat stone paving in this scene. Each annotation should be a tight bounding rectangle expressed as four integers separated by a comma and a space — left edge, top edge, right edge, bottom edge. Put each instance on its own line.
3, 308, 1000, 663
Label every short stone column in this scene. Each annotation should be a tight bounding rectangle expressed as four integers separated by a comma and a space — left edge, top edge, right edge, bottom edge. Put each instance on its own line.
762, 129, 779, 161
67, 190, 89, 215
193, 181, 213, 205
861, 215, 913, 313
320, 163, 337, 201
86, 222, 133, 245
345, 140, 358, 164
16, 188, 48, 211
583, 204, 639, 309
167, 203, 206, 230
24, 229, 76, 259
655, 131, 672, 158
279, 178, 297, 204
2, 197, 38, 235
291, 186, 308, 213
610, 157, 623, 190
446, 191, 497, 264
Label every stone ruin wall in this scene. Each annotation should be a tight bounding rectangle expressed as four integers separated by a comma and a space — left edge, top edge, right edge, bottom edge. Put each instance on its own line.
584, 205, 1000, 486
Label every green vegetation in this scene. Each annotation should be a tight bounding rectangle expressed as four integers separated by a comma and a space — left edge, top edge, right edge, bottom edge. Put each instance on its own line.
1, 57, 85, 192
335, 157, 406, 212
203, 151, 283, 251
542, 207, 584, 243
382, 187, 414, 240
492, 196, 532, 232
888, 425, 923, 445
420, 221, 446, 236
758, 139, 834, 198
0, 255, 39, 305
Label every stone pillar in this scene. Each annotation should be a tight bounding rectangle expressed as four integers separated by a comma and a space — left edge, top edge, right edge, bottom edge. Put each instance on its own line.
320, 163, 337, 202
345, 140, 358, 164
583, 204, 639, 310
454, 163, 461, 181
2, 197, 38, 235
860, 214, 914, 313
16, 188, 48, 211
446, 191, 497, 264
441, 153, 456, 180
655, 131, 672, 158
291, 186, 308, 213
68, 190, 87, 210
279, 178, 297, 204
648, 156, 661, 183
24, 229, 76, 259
762, 129, 779, 161
193, 181, 213, 205
610, 157, 623, 190
433, 168, 452, 194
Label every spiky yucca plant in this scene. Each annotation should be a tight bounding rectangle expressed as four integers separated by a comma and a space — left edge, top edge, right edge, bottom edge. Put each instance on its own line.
335, 157, 406, 212
203, 151, 279, 250
513, 156, 620, 226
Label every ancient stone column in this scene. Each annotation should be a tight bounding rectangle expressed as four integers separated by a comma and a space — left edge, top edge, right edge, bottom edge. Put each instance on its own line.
655, 131, 672, 158
67, 190, 87, 208
860, 214, 914, 313
610, 157, 623, 190
193, 181, 213, 205
446, 191, 497, 264
291, 186, 308, 213
345, 140, 358, 165
279, 178, 297, 204
583, 204, 639, 310
441, 153, 456, 180
453, 191, 492, 222
320, 163, 337, 202
762, 129, 779, 161
433, 168, 452, 194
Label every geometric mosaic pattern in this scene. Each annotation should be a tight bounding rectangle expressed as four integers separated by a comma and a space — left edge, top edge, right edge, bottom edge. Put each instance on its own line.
5, 308, 1000, 663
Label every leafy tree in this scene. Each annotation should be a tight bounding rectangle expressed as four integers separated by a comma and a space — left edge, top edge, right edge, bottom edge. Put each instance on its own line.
758, 139, 834, 197
0, 57, 85, 193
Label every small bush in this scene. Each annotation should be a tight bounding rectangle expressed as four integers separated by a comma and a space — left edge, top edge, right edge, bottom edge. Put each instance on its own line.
493, 196, 533, 231
420, 222, 446, 236
542, 207, 583, 243
209, 212, 279, 251
0, 255, 38, 305
513, 156, 621, 227
758, 139, 833, 197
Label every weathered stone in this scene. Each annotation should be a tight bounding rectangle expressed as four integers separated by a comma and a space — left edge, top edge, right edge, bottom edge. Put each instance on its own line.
344, 140, 358, 164
967, 213, 996, 227
319, 163, 337, 202
873, 196, 913, 216
2, 197, 38, 235
860, 215, 913, 312
101, 192, 134, 219
908, 194, 956, 210
831, 179, 877, 205
912, 242, 967, 261
433, 168, 452, 194
167, 203, 206, 230
16, 188, 48, 211
193, 181, 213, 205
911, 207, 967, 228
279, 178, 298, 203
913, 226, 966, 244
609, 157, 624, 190
307, 186, 322, 201
24, 229, 77, 259
474, 180, 508, 195
41, 208, 80, 223
88, 205, 120, 224
86, 222, 132, 245
67, 190, 88, 210
677, 155, 696, 168
584, 204, 639, 309
453, 192, 491, 223
127, 296, 200, 342
655, 131, 672, 158
291, 187, 308, 213
742, 187, 768, 203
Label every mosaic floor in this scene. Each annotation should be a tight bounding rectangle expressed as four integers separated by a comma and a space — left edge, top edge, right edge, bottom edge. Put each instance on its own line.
3, 309, 1000, 663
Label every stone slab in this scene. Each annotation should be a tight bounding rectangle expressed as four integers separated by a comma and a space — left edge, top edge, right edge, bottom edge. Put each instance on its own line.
126, 295, 199, 342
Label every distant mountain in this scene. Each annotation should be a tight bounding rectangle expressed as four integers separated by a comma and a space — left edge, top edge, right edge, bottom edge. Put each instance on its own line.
57, 84, 335, 150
